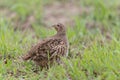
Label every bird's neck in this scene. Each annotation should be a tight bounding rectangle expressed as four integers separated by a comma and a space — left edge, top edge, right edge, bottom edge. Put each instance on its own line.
55, 32, 67, 43
56, 31, 66, 37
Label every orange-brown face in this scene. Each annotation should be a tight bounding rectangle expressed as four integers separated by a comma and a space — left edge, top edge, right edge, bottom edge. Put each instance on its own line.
52, 23, 65, 32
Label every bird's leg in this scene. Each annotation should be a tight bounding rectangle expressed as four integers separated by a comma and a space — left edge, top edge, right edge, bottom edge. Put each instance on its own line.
56, 57, 61, 65
46, 65, 49, 69
32, 65, 39, 73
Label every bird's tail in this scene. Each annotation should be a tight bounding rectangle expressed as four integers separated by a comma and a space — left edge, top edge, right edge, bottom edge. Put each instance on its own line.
22, 54, 32, 60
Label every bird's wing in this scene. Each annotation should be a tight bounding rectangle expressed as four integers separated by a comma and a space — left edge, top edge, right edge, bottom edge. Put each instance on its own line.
50, 41, 67, 58
23, 38, 67, 60
42, 38, 67, 58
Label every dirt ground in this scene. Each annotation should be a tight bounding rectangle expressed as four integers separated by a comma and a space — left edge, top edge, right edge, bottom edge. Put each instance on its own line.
0, 1, 93, 29
42, 1, 92, 27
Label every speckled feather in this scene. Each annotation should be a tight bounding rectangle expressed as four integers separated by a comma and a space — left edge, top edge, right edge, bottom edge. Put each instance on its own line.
22, 23, 69, 67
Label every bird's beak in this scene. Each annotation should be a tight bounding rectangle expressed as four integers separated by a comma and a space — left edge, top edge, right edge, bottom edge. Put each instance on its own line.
52, 24, 57, 30
52, 24, 56, 28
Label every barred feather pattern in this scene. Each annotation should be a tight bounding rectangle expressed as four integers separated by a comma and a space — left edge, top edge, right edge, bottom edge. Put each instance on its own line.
23, 38, 67, 67
22, 23, 68, 68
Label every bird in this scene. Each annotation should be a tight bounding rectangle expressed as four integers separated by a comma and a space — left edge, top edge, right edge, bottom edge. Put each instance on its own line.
22, 23, 69, 68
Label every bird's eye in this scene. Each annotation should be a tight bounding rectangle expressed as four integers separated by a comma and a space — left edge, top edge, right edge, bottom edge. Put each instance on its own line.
57, 24, 60, 27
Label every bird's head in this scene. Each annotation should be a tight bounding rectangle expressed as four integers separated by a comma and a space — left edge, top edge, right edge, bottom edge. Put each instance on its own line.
52, 23, 66, 35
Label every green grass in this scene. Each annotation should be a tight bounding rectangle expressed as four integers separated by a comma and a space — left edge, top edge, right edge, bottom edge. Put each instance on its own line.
0, 0, 120, 80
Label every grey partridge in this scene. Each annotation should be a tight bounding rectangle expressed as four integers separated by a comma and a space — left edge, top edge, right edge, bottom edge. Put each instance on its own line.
22, 23, 69, 68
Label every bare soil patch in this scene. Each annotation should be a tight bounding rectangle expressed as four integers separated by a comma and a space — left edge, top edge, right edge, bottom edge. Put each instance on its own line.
42, 1, 92, 27
1, 1, 93, 29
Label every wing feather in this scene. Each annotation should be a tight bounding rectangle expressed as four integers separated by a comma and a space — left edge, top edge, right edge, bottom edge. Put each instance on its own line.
23, 38, 67, 61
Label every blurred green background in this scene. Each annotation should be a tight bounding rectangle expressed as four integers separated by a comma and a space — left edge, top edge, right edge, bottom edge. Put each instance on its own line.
0, 0, 120, 80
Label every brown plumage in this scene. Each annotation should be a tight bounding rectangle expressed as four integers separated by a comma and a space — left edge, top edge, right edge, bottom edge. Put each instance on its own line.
22, 23, 69, 68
